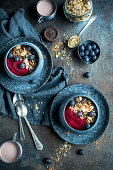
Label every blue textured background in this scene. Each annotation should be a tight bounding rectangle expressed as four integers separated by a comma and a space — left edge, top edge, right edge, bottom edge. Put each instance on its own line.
0, 0, 113, 170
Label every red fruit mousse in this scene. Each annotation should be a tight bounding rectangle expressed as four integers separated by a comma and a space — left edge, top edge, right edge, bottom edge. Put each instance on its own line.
65, 105, 87, 130
7, 45, 38, 76
7, 58, 29, 76
64, 97, 97, 130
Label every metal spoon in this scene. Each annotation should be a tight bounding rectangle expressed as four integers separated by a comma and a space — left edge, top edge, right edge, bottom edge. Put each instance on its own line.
15, 101, 43, 150
68, 15, 97, 48
13, 94, 25, 141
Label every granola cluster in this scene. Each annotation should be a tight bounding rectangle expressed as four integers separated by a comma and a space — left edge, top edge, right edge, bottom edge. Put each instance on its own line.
10, 45, 38, 73
67, 0, 90, 16
69, 96, 97, 124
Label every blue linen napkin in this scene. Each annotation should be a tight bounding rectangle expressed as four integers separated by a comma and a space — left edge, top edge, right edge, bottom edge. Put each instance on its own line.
0, 8, 69, 125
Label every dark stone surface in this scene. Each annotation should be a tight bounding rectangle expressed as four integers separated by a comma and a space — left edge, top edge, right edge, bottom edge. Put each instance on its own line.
0, 0, 113, 170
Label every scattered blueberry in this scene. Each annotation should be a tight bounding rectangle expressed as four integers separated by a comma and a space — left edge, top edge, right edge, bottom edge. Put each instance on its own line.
28, 55, 35, 60
28, 70, 34, 74
92, 55, 97, 61
86, 44, 92, 51
79, 45, 85, 51
88, 111, 94, 117
80, 51, 85, 57
84, 50, 89, 56
92, 44, 97, 49
95, 48, 99, 54
68, 100, 75, 106
85, 123, 91, 129
30, 79, 36, 84
84, 72, 91, 78
14, 56, 19, 62
26, 46, 32, 51
43, 158, 52, 164
77, 111, 83, 117
20, 63, 25, 69
90, 50, 95, 56
8, 53, 13, 59
77, 149, 85, 156
83, 56, 89, 62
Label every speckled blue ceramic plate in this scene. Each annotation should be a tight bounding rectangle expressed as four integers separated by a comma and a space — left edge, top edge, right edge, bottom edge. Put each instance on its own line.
0, 37, 53, 94
50, 84, 109, 145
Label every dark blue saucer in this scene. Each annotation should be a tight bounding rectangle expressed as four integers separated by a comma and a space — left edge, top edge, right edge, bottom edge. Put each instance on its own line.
0, 37, 53, 94
50, 84, 109, 145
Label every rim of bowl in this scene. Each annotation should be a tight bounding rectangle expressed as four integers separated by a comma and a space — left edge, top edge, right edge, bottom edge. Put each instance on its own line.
5, 42, 43, 78
61, 93, 99, 133
78, 40, 100, 64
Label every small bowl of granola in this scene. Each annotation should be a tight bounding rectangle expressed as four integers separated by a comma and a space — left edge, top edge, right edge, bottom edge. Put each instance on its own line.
4, 42, 44, 81
59, 94, 99, 134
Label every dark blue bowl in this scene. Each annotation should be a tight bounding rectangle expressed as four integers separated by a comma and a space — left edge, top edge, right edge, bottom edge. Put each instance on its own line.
4, 42, 44, 81
59, 93, 99, 135
78, 40, 100, 64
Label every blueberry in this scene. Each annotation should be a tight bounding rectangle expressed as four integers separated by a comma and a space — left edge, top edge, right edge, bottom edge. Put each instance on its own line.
43, 158, 52, 164
86, 44, 92, 51
90, 50, 95, 56
26, 46, 32, 51
80, 51, 84, 57
28, 70, 34, 75
79, 45, 85, 51
83, 56, 89, 62
77, 149, 85, 156
14, 56, 19, 62
92, 44, 97, 49
30, 79, 36, 84
28, 55, 35, 60
95, 48, 99, 54
85, 123, 91, 129
20, 63, 25, 69
92, 55, 97, 61
8, 53, 13, 59
84, 50, 89, 56
32, 50, 37, 55
68, 100, 75, 106
84, 72, 91, 78
88, 111, 94, 117
82, 99, 87, 103
77, 111, 83, 117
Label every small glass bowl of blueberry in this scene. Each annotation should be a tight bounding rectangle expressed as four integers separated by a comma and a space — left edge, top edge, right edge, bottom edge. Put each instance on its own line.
78, 40, 100, 64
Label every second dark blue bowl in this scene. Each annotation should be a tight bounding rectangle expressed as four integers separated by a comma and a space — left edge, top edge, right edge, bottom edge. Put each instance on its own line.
59, 93, 99, 135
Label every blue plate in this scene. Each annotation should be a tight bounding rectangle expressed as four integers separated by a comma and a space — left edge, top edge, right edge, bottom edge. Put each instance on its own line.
50, 84, 109, 145
0, 37, 53, 94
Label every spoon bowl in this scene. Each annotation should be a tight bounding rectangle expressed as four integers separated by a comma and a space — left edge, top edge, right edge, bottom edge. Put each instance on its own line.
15, 101, 27, 117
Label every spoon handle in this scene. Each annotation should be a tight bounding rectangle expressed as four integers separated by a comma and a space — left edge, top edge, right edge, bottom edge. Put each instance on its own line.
19, 116, 25, 140
24, 117, 43, 150
78, 15, 97, 36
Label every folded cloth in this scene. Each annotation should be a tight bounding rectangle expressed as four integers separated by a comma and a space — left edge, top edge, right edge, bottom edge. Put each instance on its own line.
0, 8, 69, 125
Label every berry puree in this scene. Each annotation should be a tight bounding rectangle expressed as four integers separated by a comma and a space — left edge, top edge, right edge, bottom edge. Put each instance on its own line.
7, 58, 29, 76
7, 45, 38, 76
64, 96, 97, 130
65, 105, 87, 130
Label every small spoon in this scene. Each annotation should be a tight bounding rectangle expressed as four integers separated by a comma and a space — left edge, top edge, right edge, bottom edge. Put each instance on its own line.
15, 101, 43, 150
13, 94, 25, 141
68, 15, 97, 48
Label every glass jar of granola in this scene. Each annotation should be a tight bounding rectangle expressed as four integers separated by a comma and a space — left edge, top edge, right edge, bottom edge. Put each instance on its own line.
63, 0, 93, 23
